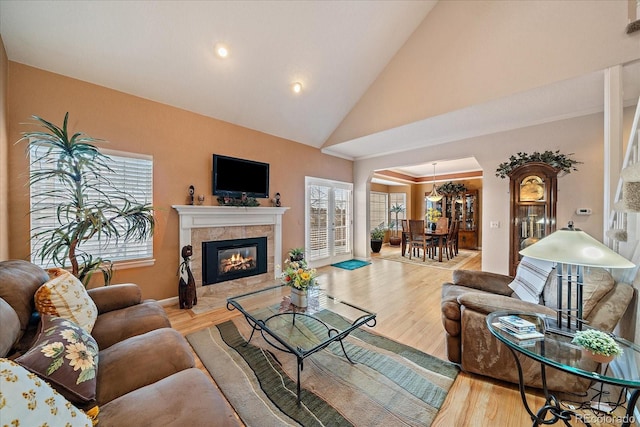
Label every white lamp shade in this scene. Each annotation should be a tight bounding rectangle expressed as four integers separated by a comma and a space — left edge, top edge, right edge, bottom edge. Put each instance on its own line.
519, 228, 635, 268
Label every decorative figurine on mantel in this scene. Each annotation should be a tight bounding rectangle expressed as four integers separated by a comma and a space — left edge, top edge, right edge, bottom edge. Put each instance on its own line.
188, 185, 195, 205
274, 192, 281, 207
178, 245, 197, 309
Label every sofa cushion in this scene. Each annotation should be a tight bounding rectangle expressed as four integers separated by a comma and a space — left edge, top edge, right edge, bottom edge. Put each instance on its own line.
15, 315, 99, 406
508, 257, 555, 303
34, 268, 98, 333
96, 328, 195, 404
0, 298, 21, 357
542, 267, 615, 320
0, 358, 94, 427
0, 260, 49, 334
97, 368, 241, 427
90, 300, 171, 350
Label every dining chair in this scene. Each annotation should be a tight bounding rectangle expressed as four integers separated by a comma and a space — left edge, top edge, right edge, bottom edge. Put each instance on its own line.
435, 217, 449, 234
408, 219, 431, 261
445, 220, 459, 260
401, 219, 410, 257
452, 220, 460, 256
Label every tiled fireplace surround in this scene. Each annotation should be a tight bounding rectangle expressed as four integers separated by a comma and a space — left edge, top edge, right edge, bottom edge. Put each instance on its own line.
172, 205, 289, 311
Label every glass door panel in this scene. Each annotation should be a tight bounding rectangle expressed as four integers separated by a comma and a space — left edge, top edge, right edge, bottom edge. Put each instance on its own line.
305, 178, 353, 266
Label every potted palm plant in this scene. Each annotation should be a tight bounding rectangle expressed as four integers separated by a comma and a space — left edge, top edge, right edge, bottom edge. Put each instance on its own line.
389, 204, 405, 246
20, 113, 155, 286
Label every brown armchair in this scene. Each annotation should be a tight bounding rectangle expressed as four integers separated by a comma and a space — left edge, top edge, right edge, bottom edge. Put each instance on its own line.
441, 268, 635, 392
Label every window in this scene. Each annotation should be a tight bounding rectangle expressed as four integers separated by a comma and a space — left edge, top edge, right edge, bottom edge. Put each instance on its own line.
29, 148, 153, 268
389, 192, 407, 231
369, 192, 388, 231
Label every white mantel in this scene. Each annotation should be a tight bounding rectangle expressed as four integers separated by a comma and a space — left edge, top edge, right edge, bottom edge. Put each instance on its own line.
172, 205, 289, 278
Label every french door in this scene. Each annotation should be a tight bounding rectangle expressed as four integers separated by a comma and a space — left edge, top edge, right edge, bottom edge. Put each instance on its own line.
305, 177, 353, 267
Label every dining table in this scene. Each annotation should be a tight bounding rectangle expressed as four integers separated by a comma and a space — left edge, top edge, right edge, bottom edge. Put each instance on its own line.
426, 230, 448, 262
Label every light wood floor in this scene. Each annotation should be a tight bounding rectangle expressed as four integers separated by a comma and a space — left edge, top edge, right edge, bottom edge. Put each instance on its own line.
165, 245, 633, 427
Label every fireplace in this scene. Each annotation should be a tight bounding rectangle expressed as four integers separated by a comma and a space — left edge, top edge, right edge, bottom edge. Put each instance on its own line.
202, 237, 268, 285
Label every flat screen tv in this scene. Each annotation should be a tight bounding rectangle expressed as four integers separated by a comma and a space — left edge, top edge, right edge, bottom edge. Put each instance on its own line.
212, 154, 270, 198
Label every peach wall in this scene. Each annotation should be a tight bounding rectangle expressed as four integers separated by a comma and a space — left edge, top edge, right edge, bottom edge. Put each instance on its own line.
0, 36, 7, 260
326, 0, 640, 146
6, 62, 352, 300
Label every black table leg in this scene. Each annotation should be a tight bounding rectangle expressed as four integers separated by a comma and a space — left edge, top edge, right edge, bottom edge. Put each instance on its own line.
622, 390, 639, 427
504, 346, 590, 426
296, 356, 303, 403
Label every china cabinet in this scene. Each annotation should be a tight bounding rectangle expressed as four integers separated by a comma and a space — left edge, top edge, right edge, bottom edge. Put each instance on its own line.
508, 162, 558, 276
457, 190, 478, 249
426, 190, 478, 249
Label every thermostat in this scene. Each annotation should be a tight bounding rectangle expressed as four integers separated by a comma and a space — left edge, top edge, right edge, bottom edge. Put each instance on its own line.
576, 208, 592, 215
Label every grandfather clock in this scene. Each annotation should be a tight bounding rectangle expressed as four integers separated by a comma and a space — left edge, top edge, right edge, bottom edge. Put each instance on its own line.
508, 162, 558, 276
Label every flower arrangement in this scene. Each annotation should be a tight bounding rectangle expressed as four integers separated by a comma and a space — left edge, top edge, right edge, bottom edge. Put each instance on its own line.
426, 207, 442, 224
281, 259, 317, 290
571, 329, 623, 357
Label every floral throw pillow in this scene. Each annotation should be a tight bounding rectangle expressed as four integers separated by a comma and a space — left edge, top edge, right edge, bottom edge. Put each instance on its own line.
0, 358, 94, 427
15, 315, 99, 406
34, 268, 98, 333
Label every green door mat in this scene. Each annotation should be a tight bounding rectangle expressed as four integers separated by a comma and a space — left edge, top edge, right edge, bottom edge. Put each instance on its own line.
331, 259, 371, 270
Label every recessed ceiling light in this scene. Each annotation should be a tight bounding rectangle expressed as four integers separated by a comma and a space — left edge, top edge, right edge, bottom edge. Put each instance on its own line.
215, 43, 229, 59
292, 82, 302, 94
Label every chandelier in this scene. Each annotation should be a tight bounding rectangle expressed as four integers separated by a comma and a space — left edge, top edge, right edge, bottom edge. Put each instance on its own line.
426, 163, 443, 202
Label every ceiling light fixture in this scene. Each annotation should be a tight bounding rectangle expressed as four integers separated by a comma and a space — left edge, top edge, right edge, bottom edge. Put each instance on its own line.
292, 82, 302, 94
426, 163, 443, 202
215, 43, 229, 59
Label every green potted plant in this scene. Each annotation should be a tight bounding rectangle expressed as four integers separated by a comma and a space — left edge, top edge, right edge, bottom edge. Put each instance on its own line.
389, 204, 405, 247
495, 150, 581, 179
571, 329, 623, 363
370, 226, 385, 253
20, 113, 155, 286
288, 247, 305, 262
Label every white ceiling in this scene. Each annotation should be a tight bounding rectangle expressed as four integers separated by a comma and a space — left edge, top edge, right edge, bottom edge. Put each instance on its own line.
0, 0, 436, 147
1, 1, 638, 176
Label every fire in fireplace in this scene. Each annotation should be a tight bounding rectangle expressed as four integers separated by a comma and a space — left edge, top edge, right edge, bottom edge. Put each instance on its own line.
202, 237, 267, 284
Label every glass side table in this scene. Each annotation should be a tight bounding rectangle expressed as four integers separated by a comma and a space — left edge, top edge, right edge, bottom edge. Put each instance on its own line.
487, 311, 639, 427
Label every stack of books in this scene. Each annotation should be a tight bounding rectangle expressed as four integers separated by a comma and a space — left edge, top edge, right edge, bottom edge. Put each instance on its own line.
493, 315, 544, 345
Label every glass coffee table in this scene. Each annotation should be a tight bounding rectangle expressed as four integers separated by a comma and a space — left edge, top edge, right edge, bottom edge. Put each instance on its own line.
487, 311, 640, 427
226, 285, 377, 403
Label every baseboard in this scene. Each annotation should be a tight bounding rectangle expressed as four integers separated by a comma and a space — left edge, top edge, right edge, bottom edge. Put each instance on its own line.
158, 296, 179, 306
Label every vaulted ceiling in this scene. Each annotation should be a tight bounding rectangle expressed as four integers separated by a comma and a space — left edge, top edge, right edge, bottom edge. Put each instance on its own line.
1, 1, 638, 173
0, 0, 436, 149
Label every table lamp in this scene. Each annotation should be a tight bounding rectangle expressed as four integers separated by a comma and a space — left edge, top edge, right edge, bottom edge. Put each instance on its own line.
519, 221, 635, 331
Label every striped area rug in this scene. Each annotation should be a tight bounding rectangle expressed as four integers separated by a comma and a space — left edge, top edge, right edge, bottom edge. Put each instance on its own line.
186, 311, 458, 426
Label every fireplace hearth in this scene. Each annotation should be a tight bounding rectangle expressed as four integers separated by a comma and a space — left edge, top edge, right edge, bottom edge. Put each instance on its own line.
202, 237, 268, 285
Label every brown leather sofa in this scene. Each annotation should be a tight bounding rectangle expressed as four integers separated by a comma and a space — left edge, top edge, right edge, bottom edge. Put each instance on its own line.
441, 268, 635, 393
0, 260, 240, 426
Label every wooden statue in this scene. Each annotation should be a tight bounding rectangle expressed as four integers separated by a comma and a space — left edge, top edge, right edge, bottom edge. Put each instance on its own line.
178, 245, 197, 309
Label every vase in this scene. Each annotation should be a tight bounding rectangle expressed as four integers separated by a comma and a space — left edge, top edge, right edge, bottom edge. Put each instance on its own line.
431, 222, 437, 231
290, 288, 308, 307
583, 349, 615, 364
